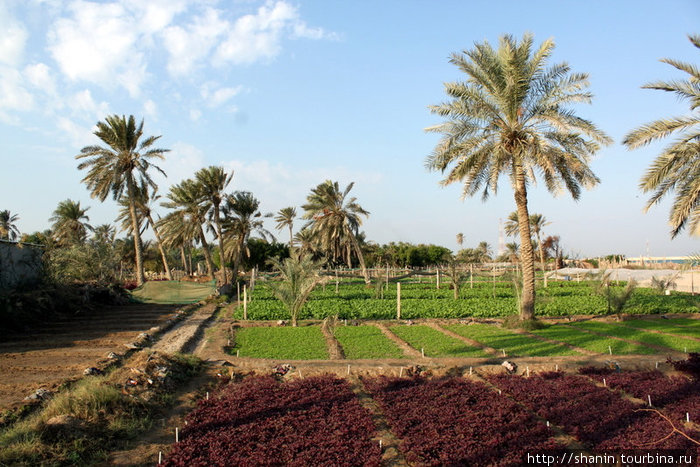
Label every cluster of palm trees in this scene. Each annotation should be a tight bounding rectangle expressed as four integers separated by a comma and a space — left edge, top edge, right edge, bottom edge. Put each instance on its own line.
426, 33, 698, 321
0, 211, 20, 241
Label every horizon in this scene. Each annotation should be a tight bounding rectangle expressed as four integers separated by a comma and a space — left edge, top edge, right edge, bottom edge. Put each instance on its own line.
1, 0, 699, 258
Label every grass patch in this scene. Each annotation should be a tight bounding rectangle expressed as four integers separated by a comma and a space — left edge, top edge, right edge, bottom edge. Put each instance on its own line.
620, 318, 700, 337
334, 325, 406, 359
445, 324, 579, 357
231, 326, 329, 359
531, 325, 658, 355
664, 317, 700, 329
390, 325, 487, 358
0, 352, 201, 466
569, 321, 700, 353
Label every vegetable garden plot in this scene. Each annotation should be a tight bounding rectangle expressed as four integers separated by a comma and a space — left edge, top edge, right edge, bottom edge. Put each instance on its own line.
334, 325, 406, 359
618, 319, 700, 338
486, 372, 699, 454
445, 323, 579, 357
390, 325, 488, 357
163, 376, 381, 467
531, 325, 658, 355
666, 318, 700, 329
569, 321, 700, 353
230, 326, 329, 359
579, 369, 700, 425
362, 376, 563, 466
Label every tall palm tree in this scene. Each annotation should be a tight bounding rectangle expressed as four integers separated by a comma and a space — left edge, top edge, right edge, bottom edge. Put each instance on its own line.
195, 166, 233, 284
456, 232, 464, 248
503, 212, 520, 237
275, 206, 297, 247
221, 191, 273, 284
76, 115, 168, 285
425, 34, 610, 320
92, 224, 116, 245
117, 185, 173, 280
623, 34, 700, 237
161, 179, 215, 278
0, 210, 20, 241
293, 228, 320, 258
504, 211, 550, 285
49, 199, 93, 246
157, 210, 195, 276
302, 180, 371, 284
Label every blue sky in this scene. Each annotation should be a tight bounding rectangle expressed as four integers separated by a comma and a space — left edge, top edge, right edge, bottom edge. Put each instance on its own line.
0, 0, 698, 258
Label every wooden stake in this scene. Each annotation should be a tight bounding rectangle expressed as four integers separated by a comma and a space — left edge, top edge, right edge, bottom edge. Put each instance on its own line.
237, 282, 240, 305
399, 367, 403, 377
469, 366, 472, 375
206, 391, 209, 400
299, 370, 303, 379
175, 427, 179, 443
396, 282, 401, 320
603, 378, 606, 387
436, 268, 440, 289
347, 364, 351, 375
526, 366, 530, 377
470, 264, 473, 289
648, 395, 652, 407
159, 451, 162, 464
243, 285, 248, 320
687, 413, 690, 423
236, 349, 240, 357
555, 364, 558, 372
502, 349, 506, 357
421, 348, 425, 358
608, 345, 612, 355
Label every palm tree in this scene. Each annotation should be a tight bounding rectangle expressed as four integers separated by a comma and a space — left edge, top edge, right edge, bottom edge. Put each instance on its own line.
49, 199, 93, 246
76, 115, 168, 285
195, 166, 233, 284
503, 212, 520, 238
477, 241, 492, 262
504, 211, 551, 286
302, 180, 371, 284
161, 179, 215, 278
623, 35, 700, 237
117, 185, 173, 280
221, 191, 273, 284
275, 206, 297, 247
425, 34, 610, 320
157, 210, 195, 276
92, 224, 116, 245
294, 228, 320, 258
505, 242, 520, 264
267, 251, 323, 327
0, 210, 20, 241
456, 232, 464, 248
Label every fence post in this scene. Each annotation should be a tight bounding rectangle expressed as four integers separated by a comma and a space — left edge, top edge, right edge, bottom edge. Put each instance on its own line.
470, 264, 473, 289
436, 268, 440, 289
396, 282, 401, 320
243, 285, 247, 320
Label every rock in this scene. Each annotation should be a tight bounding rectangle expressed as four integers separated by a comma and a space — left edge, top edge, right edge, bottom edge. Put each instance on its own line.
106, 352, 121, 360
276, 320, 287, 326
83, 367, 103, 376
25, 388, 52, 401
502, 360, 518, 374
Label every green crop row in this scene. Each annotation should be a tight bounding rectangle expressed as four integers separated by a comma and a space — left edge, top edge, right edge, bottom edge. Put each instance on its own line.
230, 326, 328, 360
334, 325, 406, 359
389, 325, 487, 358
444, 324, 579, 357
530, 325, 658, 355
568, 321, 700, 353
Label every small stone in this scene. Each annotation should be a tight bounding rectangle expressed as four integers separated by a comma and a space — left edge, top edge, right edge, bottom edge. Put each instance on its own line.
83, 367, 103, 376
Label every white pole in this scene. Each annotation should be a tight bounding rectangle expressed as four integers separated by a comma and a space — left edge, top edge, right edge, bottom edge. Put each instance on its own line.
421, 348, 425, 358
159, 451, 162, 464
396, 282, 401, 320
243, 285, 248, 320
237, 282, 240, 305
175, 427, 179, 443
436, 268, 440, 289
470, 264, 473, 289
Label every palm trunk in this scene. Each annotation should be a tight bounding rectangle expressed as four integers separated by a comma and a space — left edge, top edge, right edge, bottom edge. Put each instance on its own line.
350, 232, 370, 285
180, 245, 187, 276
535, 232, 547, 288
514, 167, 535, 320
231, 236, 245, 286
214, 204, 227, 285
147, 214, 173, 280
127, 179, 145, 286
198, 225, 214, 278
289, 225, 293, 248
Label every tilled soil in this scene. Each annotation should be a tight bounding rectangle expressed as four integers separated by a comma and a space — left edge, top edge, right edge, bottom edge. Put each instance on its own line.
0, 304, 179, 411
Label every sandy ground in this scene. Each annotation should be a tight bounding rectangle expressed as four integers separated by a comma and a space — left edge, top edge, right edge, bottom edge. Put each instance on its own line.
0, 304, 179, 411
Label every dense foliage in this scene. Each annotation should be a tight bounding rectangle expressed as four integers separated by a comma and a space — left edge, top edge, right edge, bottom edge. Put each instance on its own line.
163, 375, 381, 466
362, 376, 563, 465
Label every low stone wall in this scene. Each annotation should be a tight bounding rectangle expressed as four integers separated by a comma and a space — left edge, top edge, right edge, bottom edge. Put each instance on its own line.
0, 241, 43, 290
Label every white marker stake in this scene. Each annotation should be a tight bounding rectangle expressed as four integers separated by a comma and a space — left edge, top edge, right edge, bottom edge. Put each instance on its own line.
347, 364, 351, 375
227, 339, 230, 346
499, 389, 502, 395
555, 364, 558, 372
399, 367, 403, 377
526, 366, 530, 377
687, 413, 690, 423
655, 361, 659, 369
237, 350, 240, 357
379, 439, 383, 449
603, 378, 606, 387
421, 348, 425, 358
469, 367, 473, 375
608, 345, 612, 355
299, 370, 303, 379
685, 347, 688, 353
502, 349, 506, 357
175, 427, 179, 443
206, 392, 209, 400
648, 395, 652, 407
159, 451, 162, 464
546, 421, 550, 427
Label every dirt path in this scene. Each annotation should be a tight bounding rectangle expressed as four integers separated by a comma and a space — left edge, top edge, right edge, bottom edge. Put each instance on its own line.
372, 323, 423, 358
425, 322, 501, 356
320, 319, 345, 360
150, 303, 219, 354
0, 304, 179, 411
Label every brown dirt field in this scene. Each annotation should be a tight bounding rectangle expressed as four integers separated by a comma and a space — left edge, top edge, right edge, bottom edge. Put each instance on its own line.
0, 304, 180, 411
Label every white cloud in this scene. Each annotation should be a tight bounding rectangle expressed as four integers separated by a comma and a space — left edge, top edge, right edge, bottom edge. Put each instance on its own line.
0, 9, 27, 66
57, 116, 96, 148
154, 141, 205, 189
200, 83, 242, 107
214, 1, 327, 66
67, 89, 109, 119
144, 99, 157, 118
23, 63, 56, 95
189, 108, 202, 121
162, 7, 228, 76
0, 66, 34, 121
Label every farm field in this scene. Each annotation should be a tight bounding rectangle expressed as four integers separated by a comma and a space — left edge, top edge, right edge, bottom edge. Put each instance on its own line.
444, 323, 580, 356
230, 326, 329, 359
568, 321, 700, 353
389, 324, 488, 357
238, 279, 699, 321
618, 318, 700, 336
161, 368, 699, 465
530, 324, 661, 355
0, 304, 179, 411
334, 325, 406, 359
